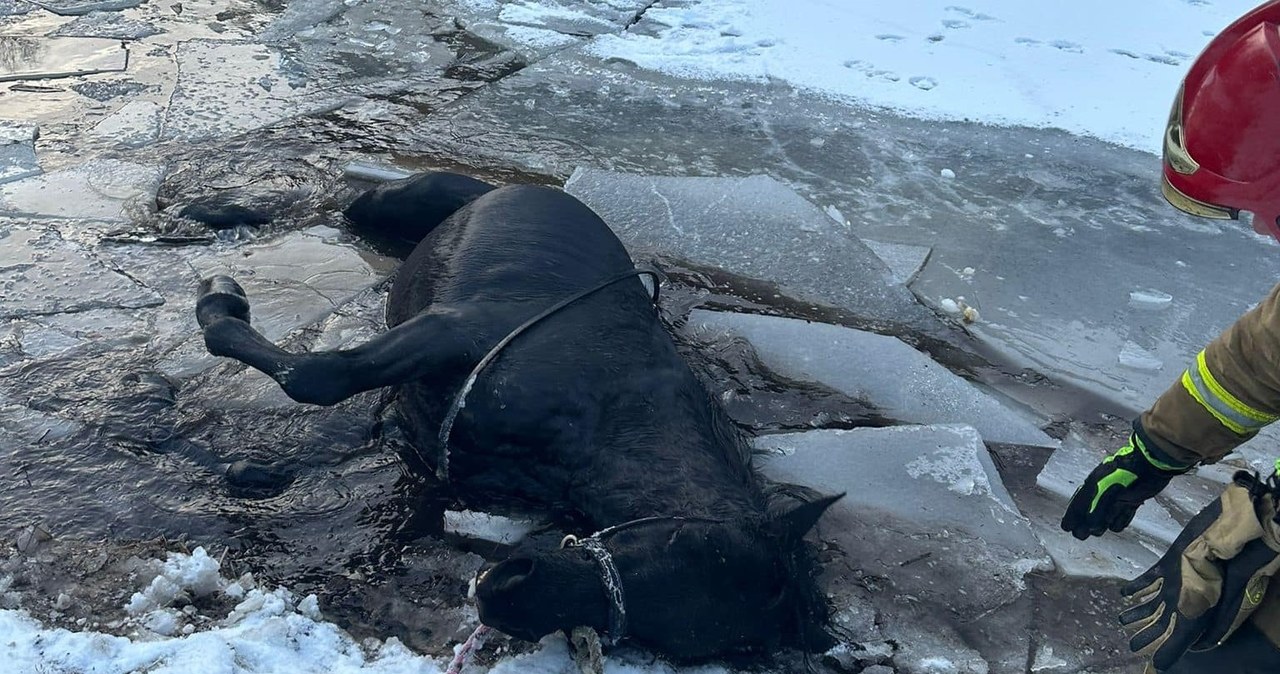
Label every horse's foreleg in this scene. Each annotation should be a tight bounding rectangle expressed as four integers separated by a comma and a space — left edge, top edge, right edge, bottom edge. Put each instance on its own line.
197, 275, 474, 405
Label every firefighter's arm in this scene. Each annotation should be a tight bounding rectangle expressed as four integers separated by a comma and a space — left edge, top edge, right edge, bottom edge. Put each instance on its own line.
1142, 282, 1280, 466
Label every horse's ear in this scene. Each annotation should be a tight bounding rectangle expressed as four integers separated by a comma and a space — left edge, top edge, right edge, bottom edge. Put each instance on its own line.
488, 557, 536, 594
775, 493, 844, 546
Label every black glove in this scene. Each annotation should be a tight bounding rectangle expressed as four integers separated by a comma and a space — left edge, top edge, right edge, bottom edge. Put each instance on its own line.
1119, 470, 1280, 672
1061, 429, 1189, 541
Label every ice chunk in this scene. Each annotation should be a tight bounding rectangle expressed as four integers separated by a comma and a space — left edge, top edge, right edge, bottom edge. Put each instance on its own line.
694, 310, 1057, 447
165, 41, 337, 142
444, 510, 541, 544
0, 37, 127, 81
0, 225, 162, 319
126, 547, 225, 615
343, 161, 414, 183
1036, 435, 1183, 545
566, 169, 939, 331
862, 239, 931, 285
0, 159, 163, 221
87, 100, 162, 148
48, 11, 163, 39
29, 0, 145, 15
757, 425, 1049, 634
1128, 288, 1173, 310
1117, 341, 1163, 372
0, 121, 39, 185
940, 168, 956, 179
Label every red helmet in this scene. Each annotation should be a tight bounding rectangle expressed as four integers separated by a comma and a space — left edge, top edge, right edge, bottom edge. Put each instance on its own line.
1163, 1, 1280, 240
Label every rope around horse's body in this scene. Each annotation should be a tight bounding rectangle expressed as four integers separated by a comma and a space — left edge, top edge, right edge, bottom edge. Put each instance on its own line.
433, 265, 664, 481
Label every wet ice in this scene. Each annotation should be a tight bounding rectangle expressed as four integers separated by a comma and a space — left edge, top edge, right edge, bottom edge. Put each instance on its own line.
692, 309, 1056, 447
0, 36, 128, 81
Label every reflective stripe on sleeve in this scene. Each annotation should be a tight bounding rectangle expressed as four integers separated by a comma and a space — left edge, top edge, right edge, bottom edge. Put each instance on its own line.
1180, 350, 1280, 436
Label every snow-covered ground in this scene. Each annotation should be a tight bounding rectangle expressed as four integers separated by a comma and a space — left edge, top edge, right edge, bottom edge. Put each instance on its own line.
479, 0, 1258, 153
1, 548, 731, 674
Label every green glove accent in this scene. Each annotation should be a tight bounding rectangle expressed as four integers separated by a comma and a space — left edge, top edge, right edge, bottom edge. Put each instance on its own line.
1061, 429, 1188, 541
1119, 471, 1280, 672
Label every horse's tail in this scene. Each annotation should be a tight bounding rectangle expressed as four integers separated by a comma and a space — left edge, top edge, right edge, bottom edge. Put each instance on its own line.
343, 171, 495, 255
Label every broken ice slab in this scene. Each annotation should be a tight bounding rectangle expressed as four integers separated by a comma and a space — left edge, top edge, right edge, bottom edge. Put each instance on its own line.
440, 0, 653, 58
758, 426, 1031, 545
0, 121, 39, 185
48, 11, 163, 39
861, 239, 931, 286
0, 223, 162, 320
165, 41, 337, 142
0, 37, 127, 81
566, 168, 941, 331
88, 100, 162, 148
692, 309, 1057, 448
343, 161, 413, 183
757, 425, 1050, 618
444, 510, 542, 544
29, 0, 145, 16
0, 159, 163, 221
1036, 435, 1183, 545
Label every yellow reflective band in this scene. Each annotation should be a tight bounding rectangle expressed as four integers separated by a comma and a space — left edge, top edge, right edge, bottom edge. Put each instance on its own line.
1195, 351, 1280, 424
1181, 350, 1280, 436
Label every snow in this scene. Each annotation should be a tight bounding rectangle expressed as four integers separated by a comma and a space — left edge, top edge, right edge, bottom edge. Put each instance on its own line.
588, 0, 1259, 153
0, 548, 732, 674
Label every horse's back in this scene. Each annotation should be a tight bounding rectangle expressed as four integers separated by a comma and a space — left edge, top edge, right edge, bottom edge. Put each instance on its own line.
388, 184, 637, 326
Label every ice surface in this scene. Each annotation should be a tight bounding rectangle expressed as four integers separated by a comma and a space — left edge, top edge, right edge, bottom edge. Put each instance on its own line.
165, 41, 337, 141
0, 224, 162, 319
30, 0, 145, 16
415, 49, 1280, 418
0, 36, 128, 81
1036, 436, 1183, 546
566, 168, 939, 331
48, 11, 163, 39
88, 100, 162, 147
0, 121, 39, 185
1117, 341, 1162, 372
693, 310, 1056, 447
756, 425, 1048, 669
0, 159, 163, 221
862, 239, 931, 285
587, 0, 1250, 154
443, 510, 541, 544
757, 426, 1040, 552
1128, 289, 1173, 311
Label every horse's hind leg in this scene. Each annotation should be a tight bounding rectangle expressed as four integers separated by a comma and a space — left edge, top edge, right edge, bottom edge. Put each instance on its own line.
197, 275, 476, 405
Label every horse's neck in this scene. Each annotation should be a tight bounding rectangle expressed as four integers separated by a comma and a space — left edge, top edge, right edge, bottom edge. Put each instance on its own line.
576, 393, 762, 529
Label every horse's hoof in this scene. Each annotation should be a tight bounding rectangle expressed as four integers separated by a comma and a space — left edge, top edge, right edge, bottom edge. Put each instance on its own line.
197, 275, 250, 328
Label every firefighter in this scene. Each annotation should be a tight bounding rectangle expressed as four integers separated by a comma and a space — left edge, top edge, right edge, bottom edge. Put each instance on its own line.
1059, 3, 1280, 671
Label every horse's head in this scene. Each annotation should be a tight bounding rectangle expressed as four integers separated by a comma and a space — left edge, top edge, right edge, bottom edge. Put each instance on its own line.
473, 494, 842, 659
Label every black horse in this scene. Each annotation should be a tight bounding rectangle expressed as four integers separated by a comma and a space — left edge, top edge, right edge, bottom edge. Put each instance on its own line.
195, 172, 842, 660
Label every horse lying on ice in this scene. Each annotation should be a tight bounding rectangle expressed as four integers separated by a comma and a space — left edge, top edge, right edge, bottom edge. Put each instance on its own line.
195, 171, 842, 660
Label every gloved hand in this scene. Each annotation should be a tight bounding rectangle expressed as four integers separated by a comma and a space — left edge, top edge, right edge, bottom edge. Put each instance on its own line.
1061, 431, 1189, 541
1119, 470, 1280, 672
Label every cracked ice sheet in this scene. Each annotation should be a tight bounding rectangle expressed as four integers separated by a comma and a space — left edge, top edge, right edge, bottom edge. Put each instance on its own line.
0, 36, 127, 81
757, 425, 1049, 625
0, 121, 39, 185
588, 0, 1253, 155
691, 309, 1056, 447
0, 159, 163, 221
567, 169, 940, 333
165, 41, 342, 142
0, 223, 162, 320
